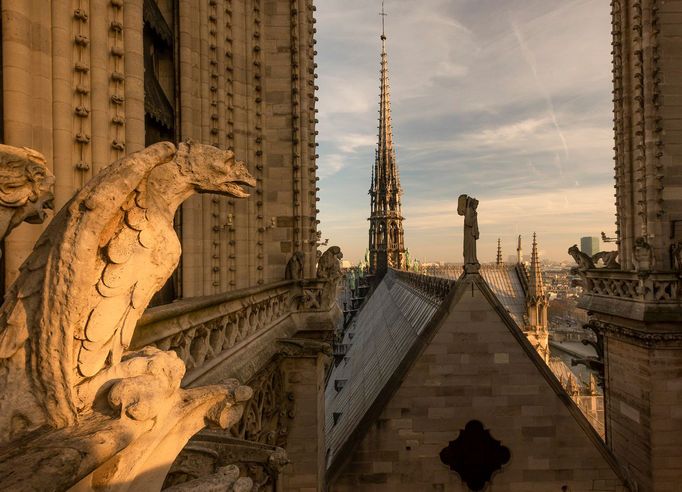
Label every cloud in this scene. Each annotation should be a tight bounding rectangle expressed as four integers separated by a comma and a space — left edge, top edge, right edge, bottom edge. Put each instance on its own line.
315, 0, 615, 263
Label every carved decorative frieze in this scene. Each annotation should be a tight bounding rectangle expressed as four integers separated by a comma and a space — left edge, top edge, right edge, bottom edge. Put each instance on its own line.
588, 318, 682, 347
583, 270, 680, 303
138, 286, 291, 372
231, 361, 293, 448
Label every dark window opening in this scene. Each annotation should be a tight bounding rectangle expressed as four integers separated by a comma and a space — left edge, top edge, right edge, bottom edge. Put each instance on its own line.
439, 420, 510, 491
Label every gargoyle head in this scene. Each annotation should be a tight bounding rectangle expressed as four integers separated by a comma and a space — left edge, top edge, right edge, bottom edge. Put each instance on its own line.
568, 244, 580, 260
0, 145, 55, 235
177, 140, 256, 198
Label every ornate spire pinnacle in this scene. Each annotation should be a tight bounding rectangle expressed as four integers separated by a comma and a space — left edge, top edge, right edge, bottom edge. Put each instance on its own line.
380, 0, 387, 39
368, 0, 405, 275
528, 233, 544, 297
517, 235, 522, 264
374, 4, 398, 199
496, 238, 503, 266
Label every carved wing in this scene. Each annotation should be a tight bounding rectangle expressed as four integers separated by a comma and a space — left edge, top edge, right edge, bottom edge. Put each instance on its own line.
76, 180, 165, 378
0, 142, 177, 425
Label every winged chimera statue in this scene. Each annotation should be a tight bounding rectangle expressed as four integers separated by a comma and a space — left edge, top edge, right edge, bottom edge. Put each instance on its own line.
0, 141, 256, 440
0, 144, 55, 245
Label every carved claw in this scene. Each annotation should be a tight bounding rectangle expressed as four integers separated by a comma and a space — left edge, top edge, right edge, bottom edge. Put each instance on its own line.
205, 380, 253, 429
106, 349, 185, 421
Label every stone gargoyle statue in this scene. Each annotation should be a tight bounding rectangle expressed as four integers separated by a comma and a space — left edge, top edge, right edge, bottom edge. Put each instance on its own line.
317, 246, 343, 308
568, 244, 594, 288
592, 250, 620, 269
0, 141, 256, 491
0, 144, 55, 247
285, 251, 305, 280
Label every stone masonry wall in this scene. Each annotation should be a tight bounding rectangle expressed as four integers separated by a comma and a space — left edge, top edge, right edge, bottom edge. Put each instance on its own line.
0, 0, 319, 296
604, 334, 682, 491
281, 353, 326, 492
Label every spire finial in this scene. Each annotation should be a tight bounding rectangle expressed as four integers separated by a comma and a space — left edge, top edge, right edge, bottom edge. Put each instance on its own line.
496, 238, 503, 266
517, 234, 523, 264
529, 232, 544, 297
380, 0, 387, 39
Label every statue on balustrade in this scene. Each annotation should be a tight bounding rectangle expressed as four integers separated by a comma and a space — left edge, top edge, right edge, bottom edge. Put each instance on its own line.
633, 236, 655, 272
457, 194, 480, 273
0, 141, 256, 491
285, 251, 305, 280
317, 246, 343, 307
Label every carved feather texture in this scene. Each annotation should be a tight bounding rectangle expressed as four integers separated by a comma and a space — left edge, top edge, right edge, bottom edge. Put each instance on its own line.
0, 142, 178, 427
77, 184, 157, 378
0, 141, 253, 434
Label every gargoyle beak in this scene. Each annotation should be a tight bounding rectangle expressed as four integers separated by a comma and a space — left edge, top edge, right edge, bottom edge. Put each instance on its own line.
220, 160, 256, 198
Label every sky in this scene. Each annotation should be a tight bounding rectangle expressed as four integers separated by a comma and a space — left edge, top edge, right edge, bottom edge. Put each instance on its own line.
315, 0, 616, 264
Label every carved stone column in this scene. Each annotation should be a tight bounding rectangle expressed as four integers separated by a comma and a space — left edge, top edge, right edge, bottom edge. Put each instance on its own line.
278, 338, 331, 492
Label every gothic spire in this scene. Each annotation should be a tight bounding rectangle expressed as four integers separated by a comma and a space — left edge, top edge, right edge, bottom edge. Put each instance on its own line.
372, 3, 400, 201
528, 233, 545, 298
368, 0, 405, 275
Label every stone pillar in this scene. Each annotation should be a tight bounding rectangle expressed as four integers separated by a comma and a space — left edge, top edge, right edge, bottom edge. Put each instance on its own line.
2, 0, 54, 286
576, 2, 682, 491
279, 339, 330, 492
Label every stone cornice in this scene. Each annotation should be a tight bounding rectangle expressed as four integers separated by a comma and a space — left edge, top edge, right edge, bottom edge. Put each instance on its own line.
589, 319, 682, 347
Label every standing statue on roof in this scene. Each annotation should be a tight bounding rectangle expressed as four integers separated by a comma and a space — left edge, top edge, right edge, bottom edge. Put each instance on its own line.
458, 194, 480, 274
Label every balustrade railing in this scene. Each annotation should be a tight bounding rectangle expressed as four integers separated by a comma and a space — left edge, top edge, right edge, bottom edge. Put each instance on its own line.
131, 278, 337, 379
582, 270, 680, 303
392, 269, 455, 302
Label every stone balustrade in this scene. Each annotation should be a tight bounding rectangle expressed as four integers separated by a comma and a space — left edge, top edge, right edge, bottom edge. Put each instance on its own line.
392, 269, 456, 302
582, 269, 680, 303
132, 278, 338, 384
132, 281, 293, 376
578, 269, 681, 323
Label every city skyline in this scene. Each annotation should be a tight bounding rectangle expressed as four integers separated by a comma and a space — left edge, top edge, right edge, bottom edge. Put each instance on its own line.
316, 0, 615, 264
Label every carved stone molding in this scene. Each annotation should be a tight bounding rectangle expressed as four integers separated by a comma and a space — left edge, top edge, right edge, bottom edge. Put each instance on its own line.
230, 361, 293, 448
165, 435, 288, 492
138, 287, 292, 374
164, 361, 293, 491
277, 338, 332, 359
588, 318, 682, 347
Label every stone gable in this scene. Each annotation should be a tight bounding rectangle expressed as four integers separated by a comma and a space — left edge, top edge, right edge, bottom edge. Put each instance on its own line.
329, 276, 627, 491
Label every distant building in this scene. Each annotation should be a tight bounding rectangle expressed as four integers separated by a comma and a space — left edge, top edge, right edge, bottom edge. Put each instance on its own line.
580, 236, 600, 256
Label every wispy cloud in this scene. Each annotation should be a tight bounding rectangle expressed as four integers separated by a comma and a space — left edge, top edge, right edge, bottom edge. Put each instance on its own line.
510, 19, 569, 161
316, 0, 615, 262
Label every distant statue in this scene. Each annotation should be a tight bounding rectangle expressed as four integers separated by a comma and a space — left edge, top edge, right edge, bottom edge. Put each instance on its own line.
457, 194, 480, 273
568, 244, 594, 288
592, 250, 620, 269
0, 140, 256, 440
285, 251, 305, 280
568, 245, 595, 270
633, 236, 654, 272
0, 145, 55, 249
317, 246, 343, 308
671, 241, 682, 274
317, 246, 343, 280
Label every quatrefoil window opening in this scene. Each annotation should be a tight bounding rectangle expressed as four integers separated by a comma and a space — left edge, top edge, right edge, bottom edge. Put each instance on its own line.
439, 420, 510, 491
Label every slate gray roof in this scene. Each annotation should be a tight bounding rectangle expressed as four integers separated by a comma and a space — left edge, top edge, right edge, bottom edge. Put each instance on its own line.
325, 270, 446, 467
479, 264, 527, 327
